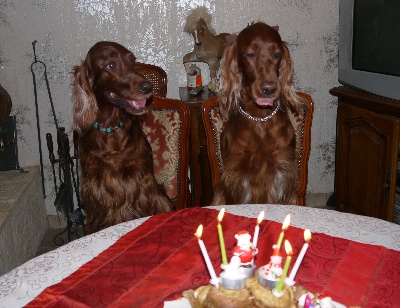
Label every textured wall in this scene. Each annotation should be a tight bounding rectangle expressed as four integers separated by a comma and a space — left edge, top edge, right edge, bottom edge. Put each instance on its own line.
0, 0, 340, 214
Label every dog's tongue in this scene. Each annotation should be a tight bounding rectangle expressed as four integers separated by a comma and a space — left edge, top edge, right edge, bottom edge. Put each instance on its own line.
131, 99, 146, 109
109, 93, 147, 109
256, 98, 274, 107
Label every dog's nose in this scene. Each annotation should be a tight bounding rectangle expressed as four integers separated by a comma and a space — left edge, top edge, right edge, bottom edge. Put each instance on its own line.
138, 81, 153, 95
260, 82, 277, 95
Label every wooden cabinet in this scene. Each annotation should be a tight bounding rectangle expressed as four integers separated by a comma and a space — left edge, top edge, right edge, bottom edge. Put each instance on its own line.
330, 86, 400, 222
179, 87, 216, 206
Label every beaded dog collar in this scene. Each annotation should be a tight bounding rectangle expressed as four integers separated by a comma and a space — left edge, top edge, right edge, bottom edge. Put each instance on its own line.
93, 119, 125, 133
238, 100, 281, 122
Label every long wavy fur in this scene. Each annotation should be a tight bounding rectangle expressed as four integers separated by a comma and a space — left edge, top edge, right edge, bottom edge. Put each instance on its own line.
72, 60, 98, 135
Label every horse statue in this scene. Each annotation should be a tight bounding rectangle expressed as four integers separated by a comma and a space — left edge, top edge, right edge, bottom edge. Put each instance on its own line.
183, 7, 230, 92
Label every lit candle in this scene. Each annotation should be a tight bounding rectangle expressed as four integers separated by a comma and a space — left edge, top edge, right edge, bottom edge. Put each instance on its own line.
252, 210, 265, 248
274, 240, 293, 295
195, 225, 219, 286
217, 208, 228, 265
287, 229, 312, 284
276, 214, 291, 249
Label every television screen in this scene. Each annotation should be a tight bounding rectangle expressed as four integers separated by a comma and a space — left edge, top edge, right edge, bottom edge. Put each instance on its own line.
338, 0, 400, 100
352, 0, 400, 77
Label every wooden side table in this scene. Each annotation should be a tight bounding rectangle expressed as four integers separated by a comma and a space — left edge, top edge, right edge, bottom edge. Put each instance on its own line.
179, 87, 217, 206
330, 86, 400, 222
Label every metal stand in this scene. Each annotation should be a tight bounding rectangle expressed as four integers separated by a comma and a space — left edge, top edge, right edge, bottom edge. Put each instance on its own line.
46, 128, 85, 245
31, 40, 85, 245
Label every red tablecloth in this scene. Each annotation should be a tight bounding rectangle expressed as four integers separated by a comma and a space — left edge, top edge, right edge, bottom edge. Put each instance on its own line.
27, 207, 400, 307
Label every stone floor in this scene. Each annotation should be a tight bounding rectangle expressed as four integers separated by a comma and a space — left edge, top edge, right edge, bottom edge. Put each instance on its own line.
35, 225, 85, 257
34, 193, 334, 258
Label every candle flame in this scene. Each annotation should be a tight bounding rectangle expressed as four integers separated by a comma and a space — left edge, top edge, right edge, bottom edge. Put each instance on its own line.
284, 240, 293, 255
257, 210, 265, 224
195, 224, 203, 238
304, 229, 312, 242
282, 214, 291, 231
217, 208, 225, 222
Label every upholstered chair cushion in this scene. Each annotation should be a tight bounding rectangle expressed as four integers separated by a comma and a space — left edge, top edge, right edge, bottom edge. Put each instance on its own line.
142, 109, 180, 200
142, 97, 190, 210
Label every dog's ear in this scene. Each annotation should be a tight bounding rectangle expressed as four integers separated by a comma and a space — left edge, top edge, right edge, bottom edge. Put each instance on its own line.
72, 59, 98, 135
280, 43, 301, 114
218, 40, 241, 121
279, 43, 294, 91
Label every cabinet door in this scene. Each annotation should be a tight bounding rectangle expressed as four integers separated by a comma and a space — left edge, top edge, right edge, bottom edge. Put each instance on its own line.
336, 102, 399, 221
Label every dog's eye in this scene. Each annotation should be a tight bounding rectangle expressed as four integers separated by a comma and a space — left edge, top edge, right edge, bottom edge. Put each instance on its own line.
106, 62, 117, 70
245, 53, 255, 59
274, 52, 282, 59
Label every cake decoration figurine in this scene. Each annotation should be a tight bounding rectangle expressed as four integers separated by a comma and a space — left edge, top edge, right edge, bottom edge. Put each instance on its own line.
231, 230, 257, 278
232, 230, 257, 265
251, 241, 295, 307
318, 296, 335, 308
219, 255, 247, 290
222, 255, 242, 276
298, 293, 336, 308
258, 245, 283, 288
304, 294, 313, 308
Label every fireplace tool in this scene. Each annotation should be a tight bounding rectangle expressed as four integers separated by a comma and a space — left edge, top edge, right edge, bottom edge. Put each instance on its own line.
31, 40, 85, 245
46, 128, 86, 245
0, 83, 13, 152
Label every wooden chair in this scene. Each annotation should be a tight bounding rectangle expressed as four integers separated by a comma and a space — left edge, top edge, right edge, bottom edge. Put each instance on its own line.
136, 62, 168, 98
142, 96, 190, 210
202, 93, 314, 206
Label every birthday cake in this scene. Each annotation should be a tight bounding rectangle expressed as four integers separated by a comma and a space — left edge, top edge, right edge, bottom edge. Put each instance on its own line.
181, 275, 339, 308
178, 213, 350, 308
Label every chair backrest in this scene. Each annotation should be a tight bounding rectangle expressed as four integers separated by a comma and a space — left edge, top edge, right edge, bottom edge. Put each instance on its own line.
142, 96, 190, 210
202, 93, 314, 206
136, 62, 168, 98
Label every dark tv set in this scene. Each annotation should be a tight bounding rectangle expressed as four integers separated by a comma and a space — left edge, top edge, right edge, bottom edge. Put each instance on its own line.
338, 0, 400, 101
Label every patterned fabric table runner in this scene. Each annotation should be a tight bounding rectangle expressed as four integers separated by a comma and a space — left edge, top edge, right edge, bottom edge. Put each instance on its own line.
26, 207, 400, 307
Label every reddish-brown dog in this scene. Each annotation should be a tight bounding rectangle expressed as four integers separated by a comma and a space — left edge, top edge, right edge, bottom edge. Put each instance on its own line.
211, 22, 303, 206
72, 41, 171, 233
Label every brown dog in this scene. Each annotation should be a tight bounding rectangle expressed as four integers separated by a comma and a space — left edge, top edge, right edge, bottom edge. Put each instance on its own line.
72, 41, 171, 233
211, 22, 303, 206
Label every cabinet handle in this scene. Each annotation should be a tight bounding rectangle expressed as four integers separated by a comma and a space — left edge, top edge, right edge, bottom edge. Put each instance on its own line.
383, 169, 391, 200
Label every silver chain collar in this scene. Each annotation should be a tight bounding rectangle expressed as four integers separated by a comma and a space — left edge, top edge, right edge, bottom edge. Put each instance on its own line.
238, 100, 281, 122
